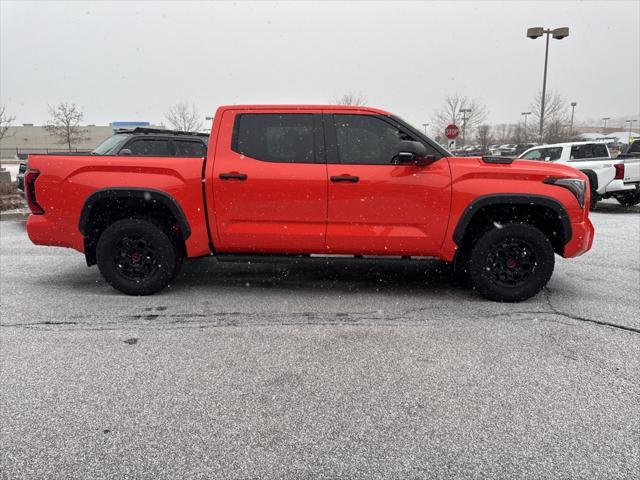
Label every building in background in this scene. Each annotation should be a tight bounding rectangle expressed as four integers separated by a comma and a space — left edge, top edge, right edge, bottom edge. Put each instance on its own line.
0, 121, 156, 159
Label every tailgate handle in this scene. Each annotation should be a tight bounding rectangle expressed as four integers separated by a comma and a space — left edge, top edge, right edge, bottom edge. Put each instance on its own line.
219, 172, 248, 181
330, 175, 359, 183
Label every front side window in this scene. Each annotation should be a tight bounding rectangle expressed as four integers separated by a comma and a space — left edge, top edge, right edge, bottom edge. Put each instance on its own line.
232, 114, 315, 163
92, 134, 130, 155
126, 139, 174, 156
334, 114, 413, 165
522, 149, 542, 160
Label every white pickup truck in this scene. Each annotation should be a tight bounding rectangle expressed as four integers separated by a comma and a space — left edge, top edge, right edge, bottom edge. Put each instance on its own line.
519, 141, 640, 208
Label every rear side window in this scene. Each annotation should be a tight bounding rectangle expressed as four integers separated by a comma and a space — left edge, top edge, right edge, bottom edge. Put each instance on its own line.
592, 144, 608, 158
232, 114, 315, 163
126, 139, 175, 156
570, 144, 594, 160
175, 140, 205, 157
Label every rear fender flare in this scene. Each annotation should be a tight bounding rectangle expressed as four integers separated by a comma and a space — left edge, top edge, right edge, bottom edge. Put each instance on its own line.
78, 187, 191, 238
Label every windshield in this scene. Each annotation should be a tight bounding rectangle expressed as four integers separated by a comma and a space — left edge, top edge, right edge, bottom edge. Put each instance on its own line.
92, 134, 130, 155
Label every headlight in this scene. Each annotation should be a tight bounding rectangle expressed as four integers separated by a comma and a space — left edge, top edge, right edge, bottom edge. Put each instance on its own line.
543, 177, 586, 208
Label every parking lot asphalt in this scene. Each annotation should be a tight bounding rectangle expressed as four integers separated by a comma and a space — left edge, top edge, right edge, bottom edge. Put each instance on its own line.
1, 203, 639, 479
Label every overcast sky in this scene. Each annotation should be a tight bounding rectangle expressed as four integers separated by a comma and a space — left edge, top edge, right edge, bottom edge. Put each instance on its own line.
1, 0, 638, 132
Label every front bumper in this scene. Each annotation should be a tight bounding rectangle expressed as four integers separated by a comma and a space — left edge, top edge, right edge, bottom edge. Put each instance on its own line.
563, 218, 594, 258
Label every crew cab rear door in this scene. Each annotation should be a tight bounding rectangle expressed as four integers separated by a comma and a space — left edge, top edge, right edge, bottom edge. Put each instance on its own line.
324, 112, 451, 256
211, 109, 327, 253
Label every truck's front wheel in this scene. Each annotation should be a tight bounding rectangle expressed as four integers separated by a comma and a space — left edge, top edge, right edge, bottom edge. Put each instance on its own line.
468, 224, 554, 302
96, 218, 179, 295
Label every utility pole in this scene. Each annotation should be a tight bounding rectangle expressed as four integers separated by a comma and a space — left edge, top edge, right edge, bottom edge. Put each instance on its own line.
602, 117, 610, 133
460, 108, 471, 146
422, 123, 429, 135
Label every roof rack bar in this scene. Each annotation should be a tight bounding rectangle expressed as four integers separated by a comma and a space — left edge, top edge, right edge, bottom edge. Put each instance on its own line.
113, 127, 208, 137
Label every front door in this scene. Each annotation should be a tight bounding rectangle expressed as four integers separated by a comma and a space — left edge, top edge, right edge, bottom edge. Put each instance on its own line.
325, 113, 451, 256
212, 109, 327, 253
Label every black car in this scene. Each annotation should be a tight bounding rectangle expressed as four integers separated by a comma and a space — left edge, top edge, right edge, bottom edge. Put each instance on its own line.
17, 128, 209, 193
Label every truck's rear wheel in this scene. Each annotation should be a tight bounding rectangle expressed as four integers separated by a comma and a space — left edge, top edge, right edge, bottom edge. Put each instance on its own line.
96, 218, 179, 295
468, 224, 554, 302
614, 190, 640, 207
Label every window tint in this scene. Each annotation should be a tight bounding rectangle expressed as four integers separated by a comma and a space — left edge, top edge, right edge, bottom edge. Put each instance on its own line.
570, 144, 594, 160
175, 140, 205, 157
233, 114, 315, 163
522, 147, 562, 161
334, 114, 413, 165
592, 144, 608, 158
522, 149, 542, 160
126, 139, 174, 156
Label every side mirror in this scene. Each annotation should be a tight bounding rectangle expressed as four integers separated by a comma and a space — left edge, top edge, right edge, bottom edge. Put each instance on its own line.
395, 141, 436, 166
119, 149, 132, 156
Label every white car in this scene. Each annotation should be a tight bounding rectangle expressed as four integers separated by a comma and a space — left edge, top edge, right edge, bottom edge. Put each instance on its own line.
518, 141, 639, 208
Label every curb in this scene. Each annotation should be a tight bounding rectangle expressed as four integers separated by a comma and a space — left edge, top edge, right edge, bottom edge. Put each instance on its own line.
0, 211, 29, 221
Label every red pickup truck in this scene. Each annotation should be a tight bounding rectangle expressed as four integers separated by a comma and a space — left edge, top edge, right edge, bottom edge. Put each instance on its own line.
25, 105, 594, 302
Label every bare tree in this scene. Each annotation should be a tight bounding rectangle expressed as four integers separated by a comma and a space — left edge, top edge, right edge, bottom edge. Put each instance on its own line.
0, 105, 15, 144
529, 90, 571, 143
475, 125, 493, 153
44, 103, 88, 150
333, 91, 368, 106
432, 94, 489, 144
164, 103, 203, 132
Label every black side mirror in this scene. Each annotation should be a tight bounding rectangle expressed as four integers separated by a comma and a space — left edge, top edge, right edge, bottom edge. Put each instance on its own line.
119, 149, 132, 156
395, 141, 435, 166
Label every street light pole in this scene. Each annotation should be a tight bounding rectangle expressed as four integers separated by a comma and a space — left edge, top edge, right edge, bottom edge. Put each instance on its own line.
570, 102, 577, 136
626, 119, 638, 139
422, 123, 429, 135
521, 111, 531, 141
526, 27, 570, 143
602, 117, 610, 133
460, 108, 471, 146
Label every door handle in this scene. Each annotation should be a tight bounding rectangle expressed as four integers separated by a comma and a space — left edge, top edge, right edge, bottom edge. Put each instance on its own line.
219, 172, 248, 181
330, 175, 359, 183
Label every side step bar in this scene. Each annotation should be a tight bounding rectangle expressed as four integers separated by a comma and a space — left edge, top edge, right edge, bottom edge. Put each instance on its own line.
215, 253, 437, 264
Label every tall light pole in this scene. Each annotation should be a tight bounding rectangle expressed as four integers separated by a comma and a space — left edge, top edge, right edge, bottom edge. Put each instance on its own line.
626, 119, 638, 140
602, 117, 610, 133
460, 108, 472, 146
570, 102, 577, 136
522, 111, 531, 141
422, 123, 429, 135
526, 26, 570, 142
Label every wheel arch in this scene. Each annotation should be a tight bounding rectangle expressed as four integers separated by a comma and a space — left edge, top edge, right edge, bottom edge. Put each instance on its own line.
79, 187, 191, 265
453, 194, 572, 256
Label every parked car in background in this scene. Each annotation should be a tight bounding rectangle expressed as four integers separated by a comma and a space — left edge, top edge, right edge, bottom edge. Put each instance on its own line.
518, 141, 640, 208
489, 144, 517, 156
17, 128, 209, 194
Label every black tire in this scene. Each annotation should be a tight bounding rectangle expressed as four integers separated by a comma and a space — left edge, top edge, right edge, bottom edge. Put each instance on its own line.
96, 218, 178, 295
589, 185, 599, 211
614, 190, 640, 207
468, 223, 554, 302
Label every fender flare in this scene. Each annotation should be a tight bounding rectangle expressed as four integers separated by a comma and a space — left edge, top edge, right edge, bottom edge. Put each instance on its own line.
452, 194, 572, 245
78, 187, 191, 238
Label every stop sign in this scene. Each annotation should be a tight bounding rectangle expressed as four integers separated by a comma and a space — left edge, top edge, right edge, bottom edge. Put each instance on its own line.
445, 124, 459, 140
